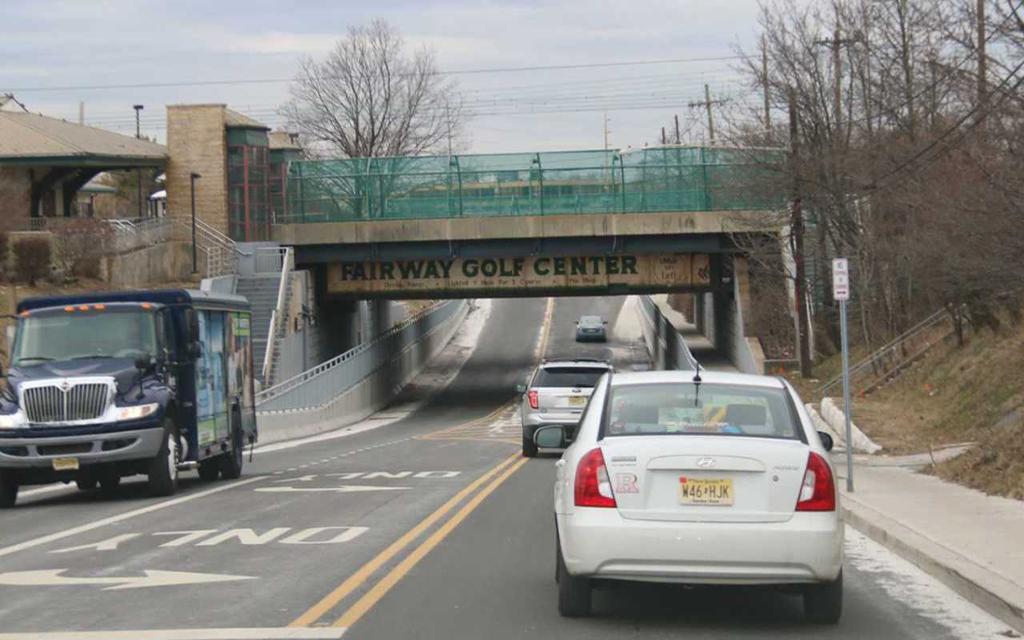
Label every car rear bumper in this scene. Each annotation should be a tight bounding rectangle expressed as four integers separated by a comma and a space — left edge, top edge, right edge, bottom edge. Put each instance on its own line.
557, 508, 843, 585
575, 330, 607, 342
0, 426, 165, 469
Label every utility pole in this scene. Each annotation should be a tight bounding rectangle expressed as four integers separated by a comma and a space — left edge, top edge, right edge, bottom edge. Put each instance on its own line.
603, 112, 611, 179
673, 113, 681, 144
78, 102, 84, 126
814, 29, 859, 138
703, 84, 715, 143
688, 85, 725, 144
977, 0, 987, 130
789, 90, 812, 378
445, 102, 453, 156
133, 104, 144, 218
762, 35, 771, 139
660, 126, 667, 145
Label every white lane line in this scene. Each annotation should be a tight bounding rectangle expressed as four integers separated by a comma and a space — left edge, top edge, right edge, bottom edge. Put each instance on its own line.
0, 628, 346, 639
0, 476, 266, 560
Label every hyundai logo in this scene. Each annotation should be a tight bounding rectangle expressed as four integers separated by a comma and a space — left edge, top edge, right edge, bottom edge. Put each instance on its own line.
696, 457, 715, 468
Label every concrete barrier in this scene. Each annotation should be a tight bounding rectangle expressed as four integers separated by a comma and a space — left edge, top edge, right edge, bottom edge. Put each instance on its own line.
820, 396, 882, 453
256, 301, 468, 445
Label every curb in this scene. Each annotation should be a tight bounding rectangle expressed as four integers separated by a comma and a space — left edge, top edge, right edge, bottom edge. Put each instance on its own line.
842, 500, 1024, 635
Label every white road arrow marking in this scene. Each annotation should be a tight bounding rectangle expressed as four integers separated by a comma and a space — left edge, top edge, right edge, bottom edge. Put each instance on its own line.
255, 485, 410, 493
0, 569, 256, 590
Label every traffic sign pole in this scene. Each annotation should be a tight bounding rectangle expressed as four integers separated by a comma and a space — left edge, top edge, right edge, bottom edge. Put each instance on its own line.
832, 258, 853, 492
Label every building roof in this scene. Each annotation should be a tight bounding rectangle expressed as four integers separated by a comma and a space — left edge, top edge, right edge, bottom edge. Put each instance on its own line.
0, 110, 167, 166
269, 130, 302, 150
225, 108, 269, 130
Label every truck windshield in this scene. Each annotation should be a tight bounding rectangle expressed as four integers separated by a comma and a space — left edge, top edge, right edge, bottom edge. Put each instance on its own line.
12, 307, 158, 366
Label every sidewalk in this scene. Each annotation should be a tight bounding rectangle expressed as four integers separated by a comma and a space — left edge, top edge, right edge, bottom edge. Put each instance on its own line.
836, 457, 1024, 633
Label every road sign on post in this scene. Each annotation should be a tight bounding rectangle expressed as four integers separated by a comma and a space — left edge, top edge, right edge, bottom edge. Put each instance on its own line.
833, 258, 853, 492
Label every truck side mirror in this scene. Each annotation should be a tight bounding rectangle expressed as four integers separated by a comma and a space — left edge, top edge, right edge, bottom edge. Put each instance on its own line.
187, 341, 202, 359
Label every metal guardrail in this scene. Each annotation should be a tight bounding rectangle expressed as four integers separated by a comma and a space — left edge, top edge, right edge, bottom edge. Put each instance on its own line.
637, 296, 699, 371
255, 300, 466, 413
817, 307, 953, 397
261, 247, 294, 384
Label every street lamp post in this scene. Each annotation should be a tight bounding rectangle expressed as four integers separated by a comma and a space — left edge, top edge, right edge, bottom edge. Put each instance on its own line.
133, 104, 144, 218
190, 172, 201, 275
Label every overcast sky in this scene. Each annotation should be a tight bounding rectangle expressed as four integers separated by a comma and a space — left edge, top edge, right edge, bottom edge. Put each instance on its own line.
0, 0, 767, 153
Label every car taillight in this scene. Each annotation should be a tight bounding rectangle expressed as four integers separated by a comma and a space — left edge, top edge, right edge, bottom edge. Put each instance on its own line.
796, 451, 836, 511
527, 390, 539, 410
574, 447, 617, 508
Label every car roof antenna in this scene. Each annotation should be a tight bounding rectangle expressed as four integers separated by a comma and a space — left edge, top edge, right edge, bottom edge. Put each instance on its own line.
692, 362, 702, 406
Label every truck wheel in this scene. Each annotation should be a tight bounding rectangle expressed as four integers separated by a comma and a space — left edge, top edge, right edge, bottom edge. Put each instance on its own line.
220, 409, 244, 480
0, 473, 18, 509
147, 420, 180, 497
197, 459, 220, 482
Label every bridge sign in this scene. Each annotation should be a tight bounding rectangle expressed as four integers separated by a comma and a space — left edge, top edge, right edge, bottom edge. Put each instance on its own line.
326, 253, 712, 297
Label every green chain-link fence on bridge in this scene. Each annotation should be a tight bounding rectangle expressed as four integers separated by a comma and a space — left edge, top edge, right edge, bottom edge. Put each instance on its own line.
280, 146, 785, 223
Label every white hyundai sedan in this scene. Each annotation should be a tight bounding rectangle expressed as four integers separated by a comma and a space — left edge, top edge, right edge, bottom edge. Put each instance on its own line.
539, 369, 843, 624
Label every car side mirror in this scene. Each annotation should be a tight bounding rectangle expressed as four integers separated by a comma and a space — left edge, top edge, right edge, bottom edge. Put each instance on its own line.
534, 425, 567, 449
817, 431, 834, 452
515, 383, 527, 394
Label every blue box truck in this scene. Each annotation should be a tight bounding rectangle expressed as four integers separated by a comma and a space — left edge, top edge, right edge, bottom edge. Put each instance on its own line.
0, 289, 257, 507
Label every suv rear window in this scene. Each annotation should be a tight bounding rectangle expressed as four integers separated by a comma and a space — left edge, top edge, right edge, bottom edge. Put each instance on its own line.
603, 383, 801, 440
533, 367, 608, 388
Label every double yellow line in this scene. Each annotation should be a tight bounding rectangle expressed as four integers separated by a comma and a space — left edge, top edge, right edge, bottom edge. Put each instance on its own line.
289, 298, 553, 628
290, 452, 528, 629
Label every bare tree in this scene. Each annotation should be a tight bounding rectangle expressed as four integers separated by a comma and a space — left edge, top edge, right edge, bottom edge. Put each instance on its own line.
282, 20, 462, 159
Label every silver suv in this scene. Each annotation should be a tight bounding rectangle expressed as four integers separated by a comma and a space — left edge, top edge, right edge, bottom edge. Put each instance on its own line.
517, 359, 613, 457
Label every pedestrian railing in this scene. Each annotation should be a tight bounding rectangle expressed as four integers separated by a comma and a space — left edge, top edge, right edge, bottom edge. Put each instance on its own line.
817, 307, 954, 398
279, 146, 785, 224
261, 246, 294, 385
255, 300, 466, 413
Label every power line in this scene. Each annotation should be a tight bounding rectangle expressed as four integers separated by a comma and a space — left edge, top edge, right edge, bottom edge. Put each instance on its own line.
3, 55, 744, 93
869, 54, 1024, 189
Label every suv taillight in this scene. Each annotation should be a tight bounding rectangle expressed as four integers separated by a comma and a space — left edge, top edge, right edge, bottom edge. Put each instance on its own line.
796, 451, 836, 511
574, 447, 617, 508
527, 390, 539, 410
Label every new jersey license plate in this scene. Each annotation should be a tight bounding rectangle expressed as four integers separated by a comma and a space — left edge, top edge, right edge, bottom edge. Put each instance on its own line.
568, 396, 586, 406
52, 457, 80, 471
679, 477, 733, 506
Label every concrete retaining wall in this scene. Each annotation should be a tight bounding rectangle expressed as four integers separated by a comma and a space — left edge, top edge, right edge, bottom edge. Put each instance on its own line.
102, 241, 194, 288
256, 301, 469, 445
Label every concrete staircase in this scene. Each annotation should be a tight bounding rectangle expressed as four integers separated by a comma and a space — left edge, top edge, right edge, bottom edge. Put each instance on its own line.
234, 274, 283, 379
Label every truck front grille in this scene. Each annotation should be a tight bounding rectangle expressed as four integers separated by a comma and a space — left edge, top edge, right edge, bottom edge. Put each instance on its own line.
23, 383, 111, 424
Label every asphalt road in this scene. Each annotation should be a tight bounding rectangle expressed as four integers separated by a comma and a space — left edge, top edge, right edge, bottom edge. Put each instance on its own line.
0, 296, 1011, 639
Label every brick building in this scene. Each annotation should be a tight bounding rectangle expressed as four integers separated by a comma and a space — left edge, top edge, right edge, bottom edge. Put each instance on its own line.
166, 105, 300, 242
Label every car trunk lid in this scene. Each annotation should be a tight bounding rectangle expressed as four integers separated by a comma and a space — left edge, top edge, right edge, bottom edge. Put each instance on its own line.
601, 436, 808, 523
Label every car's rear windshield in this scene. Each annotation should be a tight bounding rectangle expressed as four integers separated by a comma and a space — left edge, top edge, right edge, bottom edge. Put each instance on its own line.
533, 367, 607, 388
603, 382, 802, 440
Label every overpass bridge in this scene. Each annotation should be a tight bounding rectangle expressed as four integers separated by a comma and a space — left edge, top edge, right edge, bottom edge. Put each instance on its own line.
260, 145, 786, 383
272, 146, 783, 300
